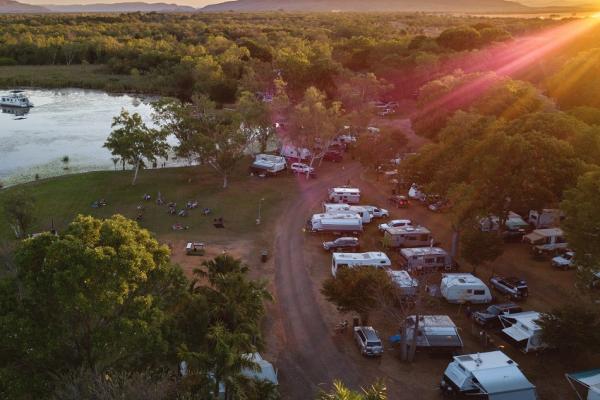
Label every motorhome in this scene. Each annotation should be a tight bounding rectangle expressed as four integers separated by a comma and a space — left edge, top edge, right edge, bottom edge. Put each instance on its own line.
309, 213, 362, 235
565, 369, 600, 400
528, 208, 563, 229
440, 351, 537, 399
323, 204, 372, 224
480, 211, 529, 236
328, 187, 361, 204
280, 144, 311, 161
399, 247, 453, 272
387, 270, 418, 297
440, 273, 493, 304
331, 252, 391, 277
399, 315, 463, 353
250, 154, 287, 175
500, 311, 548, 353
523, 228, 568, 254
384, 226, 433, 248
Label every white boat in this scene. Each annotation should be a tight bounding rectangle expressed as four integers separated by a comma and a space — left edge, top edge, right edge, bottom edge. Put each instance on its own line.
0, 90, 33, 108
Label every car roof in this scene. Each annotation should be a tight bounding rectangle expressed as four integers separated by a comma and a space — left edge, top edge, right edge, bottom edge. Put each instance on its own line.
357, 326, 380, 341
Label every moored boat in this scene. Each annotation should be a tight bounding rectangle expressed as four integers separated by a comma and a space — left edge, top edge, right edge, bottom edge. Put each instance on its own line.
0, 90, 33, 108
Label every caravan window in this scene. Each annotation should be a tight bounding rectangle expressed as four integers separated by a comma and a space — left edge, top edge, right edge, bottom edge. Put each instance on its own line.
467, 289, 473, 294
436, 257, 445, 263
556, 236, 566, 243
425, 257, 434, 264
474, 290, 485, 295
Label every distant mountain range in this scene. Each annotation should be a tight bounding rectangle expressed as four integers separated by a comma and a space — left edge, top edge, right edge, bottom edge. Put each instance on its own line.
0, 0, 597, 14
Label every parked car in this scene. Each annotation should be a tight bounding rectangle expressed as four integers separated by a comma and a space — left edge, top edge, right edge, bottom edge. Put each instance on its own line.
353, 326, 383, 357
323, 237, 360, 252
290, 163, 316, 177
323, 150, 343, 162
552, 251, 575, 269
378, 219, 413, 232
428, 199, 450, 212
363, 205, 389, 218
471, 303, 523, 328
388, 195, 409, 208
489, 276, 528, 300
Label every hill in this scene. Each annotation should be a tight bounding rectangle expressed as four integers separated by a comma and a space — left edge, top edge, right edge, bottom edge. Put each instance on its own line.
45, 2, 196, 12
201, 0, 532, 13
0, 0, 49, 12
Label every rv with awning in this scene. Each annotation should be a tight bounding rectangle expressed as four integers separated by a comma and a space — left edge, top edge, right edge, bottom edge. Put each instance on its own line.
500, 311, 548, 353
331, 252, 391, 277
308, 213, 362, 235
399, 315, 463, 353
566, 369, 600, 400
399, 247, 453, 272
323, 204, 372, 224
328, 187, 361, 204
384, 226, 433, 248
522, 228, 568, 254
440, 351, 538, 399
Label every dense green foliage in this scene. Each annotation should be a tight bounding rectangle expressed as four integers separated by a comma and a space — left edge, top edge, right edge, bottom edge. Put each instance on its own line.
317, 380, 387, 400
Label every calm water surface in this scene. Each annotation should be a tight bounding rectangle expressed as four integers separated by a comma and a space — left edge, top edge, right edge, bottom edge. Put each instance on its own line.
0, 89, 167, 184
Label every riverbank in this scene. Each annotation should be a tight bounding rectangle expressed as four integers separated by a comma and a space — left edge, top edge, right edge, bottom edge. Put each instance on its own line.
0, 163, 297, 242
0, 64, 160, 95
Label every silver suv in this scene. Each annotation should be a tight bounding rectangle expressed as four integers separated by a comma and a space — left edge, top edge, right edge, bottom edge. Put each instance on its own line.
323, 237, 360, 252
353, 326, 383, 357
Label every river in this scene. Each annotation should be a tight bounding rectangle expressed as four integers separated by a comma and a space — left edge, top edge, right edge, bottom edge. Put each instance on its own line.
0, 88, 177, 185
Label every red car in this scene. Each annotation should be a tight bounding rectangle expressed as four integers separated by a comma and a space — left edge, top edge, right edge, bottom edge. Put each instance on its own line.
388, 195, 409, 208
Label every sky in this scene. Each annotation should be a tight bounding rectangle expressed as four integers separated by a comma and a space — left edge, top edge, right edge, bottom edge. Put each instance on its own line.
22, 0, 593, 8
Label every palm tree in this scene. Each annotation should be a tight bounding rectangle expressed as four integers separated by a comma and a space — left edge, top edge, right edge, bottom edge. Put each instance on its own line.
317, 380, 387, 400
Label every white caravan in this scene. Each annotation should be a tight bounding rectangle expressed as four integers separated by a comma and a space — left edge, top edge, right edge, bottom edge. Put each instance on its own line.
309, 213, 362, 235
566, 369, 600, 400
528, 208, 563, 229
280, 144, 311, 161
500, 311, 548, 353
387, 270, 418, 297
440, 351, 537, 399
384, 226, 433, 248
523, 228, 568, 254
331, 252, 391, 277
328, 187, 361, 204
250, 154, 287, 175
323, 204, 372, 224
440, 273, 493, 304
399, 247, 453, 272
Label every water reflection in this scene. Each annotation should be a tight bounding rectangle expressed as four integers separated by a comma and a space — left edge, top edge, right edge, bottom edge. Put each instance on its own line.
1, 106, 30, 117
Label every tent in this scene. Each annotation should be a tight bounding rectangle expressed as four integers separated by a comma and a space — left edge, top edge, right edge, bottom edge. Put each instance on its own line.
566, 369, 600, 400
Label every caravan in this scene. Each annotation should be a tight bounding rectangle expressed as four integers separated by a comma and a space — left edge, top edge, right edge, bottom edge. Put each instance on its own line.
399, 315, 463, 353
328, 187, 361, 204
250, 154, 287, 175
331, 252, 391, 277
280, 144, 311, 161
309, 213, 363, 235
566, 369, 600, 400
383, 226, 433, 248
440, 273, 492, 304
528, 208, 563, 229
500, 311, 548, 353
323, 204, 372, 224
440, 351, 537, 399
399, 247, 453, 272
523, 228, 568, 254
387, 270, 418, 297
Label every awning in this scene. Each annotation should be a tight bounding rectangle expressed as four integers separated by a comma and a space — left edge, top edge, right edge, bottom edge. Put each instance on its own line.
503, 325, 530, 342
523, 232, 544, 244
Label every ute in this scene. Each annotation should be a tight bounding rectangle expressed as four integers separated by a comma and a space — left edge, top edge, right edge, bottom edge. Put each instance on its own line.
489, 276, 528, 300
471, 303, 523, 328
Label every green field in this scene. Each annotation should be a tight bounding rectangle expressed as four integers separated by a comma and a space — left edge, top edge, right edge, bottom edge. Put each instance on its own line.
0, 64, 156, 94
0, 165, 297, 242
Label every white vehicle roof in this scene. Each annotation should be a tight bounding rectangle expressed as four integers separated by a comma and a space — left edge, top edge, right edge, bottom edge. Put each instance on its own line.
332, 252, 391, 265
254, 154, 285, 163
387, 270, 418, 288
312, 212, 359, 220
452, 352, 536, 397
329, 187, 360, 194
385, 226, 430, 235
401, 247, 447, 257
529, 228, 563, 237
503, 311, 542, 332
442, 273, 487, 288
407, 315, 456, 328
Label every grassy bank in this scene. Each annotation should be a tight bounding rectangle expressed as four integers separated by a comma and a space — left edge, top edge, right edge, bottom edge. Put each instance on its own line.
0, 165, 298, 242
0, 64, 158, 94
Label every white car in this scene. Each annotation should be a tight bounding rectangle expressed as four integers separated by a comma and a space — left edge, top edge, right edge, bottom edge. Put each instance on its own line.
551, 251, 575, 269
378, 219, 413, 231
363, 206, 389, 218
290, 162, 316, 177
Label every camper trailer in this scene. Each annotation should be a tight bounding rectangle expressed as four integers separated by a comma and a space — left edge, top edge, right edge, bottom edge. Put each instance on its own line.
440, 273, 493, 304
331, 252, 391, 277
328, 187, 361, 204
440, 351, 538, 400
399, 247, 453, 272
384, 226, 433, 248
387, 270, 418, 297
566, 369, 600, 400
280, 144, 311, 161
323, 204, 372, 224
480, 211, 530, 240
399, 315, 463, 353
500, 311, 548, 353
523, 228, 568, 254
309, 213, 363, 235
250, 154, 287, 175
528, 208, 563, 229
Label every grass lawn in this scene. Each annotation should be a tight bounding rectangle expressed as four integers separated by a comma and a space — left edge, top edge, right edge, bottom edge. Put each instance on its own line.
0, 64, 156, 94
0, 164, 298, 243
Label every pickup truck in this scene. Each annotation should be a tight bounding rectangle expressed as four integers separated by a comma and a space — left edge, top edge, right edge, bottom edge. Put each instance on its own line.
489, 276, 528, 300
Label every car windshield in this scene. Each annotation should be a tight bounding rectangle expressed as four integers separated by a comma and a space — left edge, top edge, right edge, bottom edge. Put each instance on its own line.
367, 341, 381, 347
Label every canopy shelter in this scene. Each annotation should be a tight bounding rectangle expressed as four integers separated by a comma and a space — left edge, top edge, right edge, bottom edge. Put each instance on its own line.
566, 369, 600, 400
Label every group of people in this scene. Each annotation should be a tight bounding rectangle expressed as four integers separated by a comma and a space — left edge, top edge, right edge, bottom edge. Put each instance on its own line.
135, 193, 220, 229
